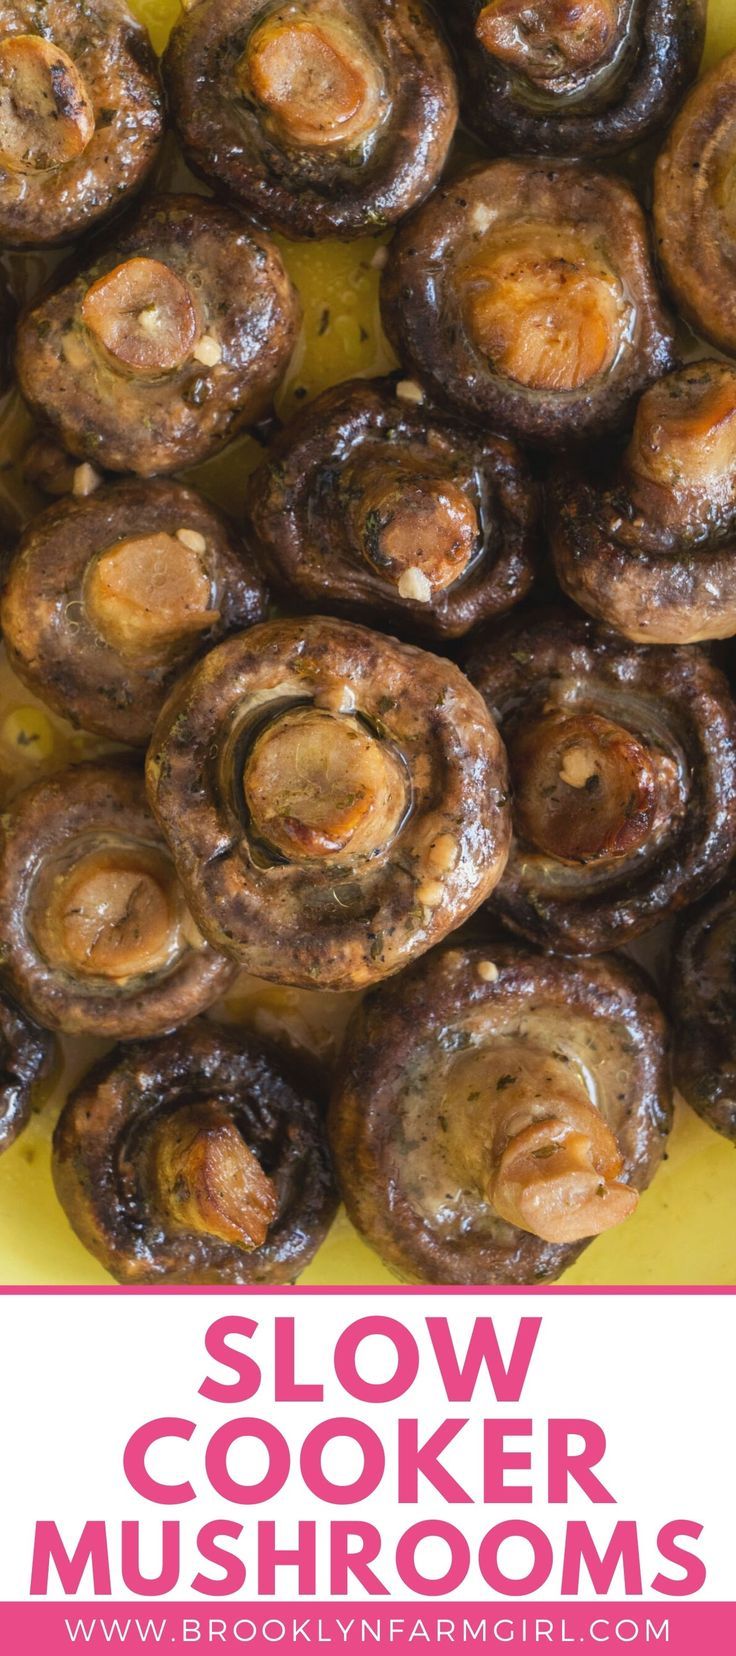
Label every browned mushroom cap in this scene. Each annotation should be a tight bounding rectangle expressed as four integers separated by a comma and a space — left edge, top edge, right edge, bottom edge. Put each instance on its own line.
1, 479, 268, 746
163, 0, 457, 241
0, 979, 55, 1154
466, 610, 736, 955
244, 378, 537, 640
0, 0, 163, 247
550, 362, 736, 644
52, 1020, 338, 1283
670, 878, 736, 1142
0, 762, 237, 1037
146, 615, 511, 990
654, 50, 736, 359
14, 194, 300, 477
329, 940, 671, 1285
443, 0, 705, 158
381, 161, 676, 447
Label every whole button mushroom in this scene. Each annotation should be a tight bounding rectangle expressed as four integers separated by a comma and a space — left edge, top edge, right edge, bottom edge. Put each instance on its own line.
1, 479, 268, 746
443, 0, 705, 158
467, 610, 736, 955
163, 0, 458, 240
0, 981, 56, 1155
654, 50, 736, 360
145, 615, 511, 990
0, 0, 164, 246
550, 362, 736, 644
0, 762, 237, 1036
52, 1022, 338, 1283
244, 378, 538, 640
671, 879, 736, 1144
381, 160, 676, 446
329, 941, 672, 1285
14, 195, 300, 476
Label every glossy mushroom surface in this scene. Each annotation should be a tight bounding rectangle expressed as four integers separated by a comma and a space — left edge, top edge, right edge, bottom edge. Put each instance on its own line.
550, 361, 736, 644
467, 611, 736, 954
443, 0, 705, 158
654, 49, 736, 358
0, 980, 55, 1154
14, 194, 300, 476
2, 479, 268, 745
381, 160, 675, 446
146, 615, 511, 990
0, 0, 163, 246
329, 941, 671, 1285
0, 762, 236, 1036
670, 880, 736, 1143
163, 0, 458, 241
52, 1021, 338, 1283
244, 378, 537, 639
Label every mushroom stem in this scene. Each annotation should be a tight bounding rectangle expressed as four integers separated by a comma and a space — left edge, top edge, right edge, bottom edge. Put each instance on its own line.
448, 1043, 637, 1244
81, 258, 198, 379
351, 455, 479, 595
241, 12, 383, 149
243, 705, 409, 862
460, 224, 626, 393
34, 846, 182, 981
625, 363, 736, 529
487, 1112, 637, 1243
475, 0, 624, 87
0, 34, 94, 173
85, 531, 218, 660
147, 1102, 278, 1250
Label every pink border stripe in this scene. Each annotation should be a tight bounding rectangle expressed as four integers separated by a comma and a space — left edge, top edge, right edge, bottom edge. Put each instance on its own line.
0, 1284, 733, 1296
2, 1600, 733, 1655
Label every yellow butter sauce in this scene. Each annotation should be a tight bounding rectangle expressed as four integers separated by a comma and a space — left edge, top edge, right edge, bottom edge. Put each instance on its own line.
0, 0, 733, 1285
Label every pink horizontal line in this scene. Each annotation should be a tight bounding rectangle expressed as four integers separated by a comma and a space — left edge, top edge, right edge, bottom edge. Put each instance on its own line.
0, 1284, 733, 1296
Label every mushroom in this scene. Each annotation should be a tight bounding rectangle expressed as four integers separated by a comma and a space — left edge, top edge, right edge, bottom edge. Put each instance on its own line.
670, 879, 736, 1143
443, 0, 705, 158
654, 49, 736, 359
244, 378, 538, 640
550, 361, 736, 644
329, 940, 671, 1284
52, 1021, 338, 1283
145, 615, 511, 990
0, 1, 163, 246
163, 0, 458, 240
2, 478, 268, 745
0, 762, 237, 1036
467, 610, 736, 954
14, 194, 300, 476
381, 160, 676, 446
0, 980, 56, 1154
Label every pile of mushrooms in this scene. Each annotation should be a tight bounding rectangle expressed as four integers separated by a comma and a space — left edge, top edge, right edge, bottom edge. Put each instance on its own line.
0, 0, 733, 1288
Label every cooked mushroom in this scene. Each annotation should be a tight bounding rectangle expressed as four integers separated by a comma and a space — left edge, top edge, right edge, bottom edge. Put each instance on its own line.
670, 879, 736, 1143
654, 49, 736, 359
329, 940, 671, 1284
0, 0, 164, 246
244, 378, 537, 639
2, 479, 268, 746
381, 160, 676, 446
52, 1020, 338, 1283
14, 194, 300, 476
0, 979, 55, 1154
163, 0, 458, 241
550, 361, 736, 644
443, 0, 705, 158
0, 762, 237, 1036
146, 615, 511, 990
467, 610, 736, 954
